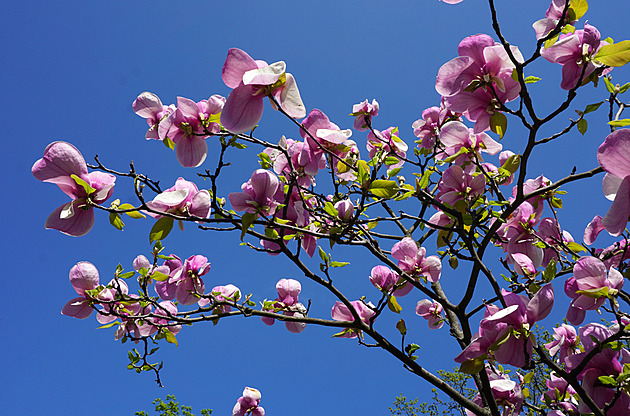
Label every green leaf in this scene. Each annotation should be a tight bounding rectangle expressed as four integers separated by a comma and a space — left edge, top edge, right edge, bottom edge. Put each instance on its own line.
384, 156, 400, 165
318, 247, 329, 265
149, 217, 174, 243
568, 0, 588, 20
239, 212, 258, 241
449, 256, 458, 270
387, 167, 401, 178
396, 319, 407, 336
323, 201, 339, 217
542, 259, 557, 282
523, 372, 534, 384
109, 212, 125, 230
584, 101, 604, 114
594, 41, 630, 67
577, 119, 588, 135
71, 174, 96, 194
459, 356, 486, 374
331, 328, 354, 338
604, 77, 616, 93
258, 152, 272, 169
405, 343, 420, 355
151, 270, 170, 282
97, 321, 119, 330
490, 112, 507, 139
523, 76, 541, 84
620, 82, 630, 94
164, 329, 178, 346
357, 160, 370, 186
387, 295, 403, 314
329, 261, 350, 268
370, 180, 398, 198
119, 203, 146, 219
544, 34, 559, 49
163, 137, 176, 150
608, 119, 630, 127
501, 154, 520, 174
576, 286, 610, 299
118, 271, 135, 280
417, 169, 433, 190
598, 375, 617, 387
566, 241, 587, 253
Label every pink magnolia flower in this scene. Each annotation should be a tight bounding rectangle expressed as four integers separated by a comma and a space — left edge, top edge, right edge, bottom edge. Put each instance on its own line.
221, 48, 306, 134
132, 91, 175, 140
541, 372, 578, 415
261, 279, 307, 333
158, 95, 225, 167
145, 177, 211, 220
533, 0, 576, 40
436, 165, 486, 206
436, 34, 522, 132
265, 136, 325, 187
369, 265, 412, 296
366, 127, 408, 168
564, 256, 624, 325
351, 99, 379, 131
466, 367, 524, 416
412, 103, 458, 149
61, 261, 111, 319
437, 120, 502, 166
147, 301, 181, 337
538, 217, 574, 267
541, 23, 608, 90
155, 255, 210, 305
544, 324, 578, 365
32, 141, 116, 236
229, 169, 283, 217
232, 387, 265, 416
456, 285, 554, 368
301, 108, 353, 151
334, 199, 354, 221
391, 237, 442, 283
331, 300, 376, 339
596, 129, 630, 237
198, 284, 241, 314
415, 299, 444, 329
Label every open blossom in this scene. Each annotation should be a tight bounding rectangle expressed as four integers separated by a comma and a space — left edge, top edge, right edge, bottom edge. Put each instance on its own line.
564, 256, 624, 325
541, 372, 578, 415
157, 95, 225, 167
437, 120, 502, 166
261, 279, 307, 333
265, 136, 325, 187
331, 300, 375, 339
145, 177, 211, 220
301, 108, 353, 150
436, 34, 522, 132
221, 48, 305, 134
232, 387, 265, 416
229, 169, 283, 217
415, 300, 444, 329
198, 284, 241, 314
541, 23, 608, 90
456, 285, 554, 368
437, 165, 486, 206
351, 99, 379, 131
155, 255, 210, 305
544, 324, 578, 365
466, 367, 523, 416
391, 237, 442, 282
533, 0, 576, 40
132, 92, 175, 140
412, 103, 458, 149
32, 141, 116, 236
366, 127, 408, 168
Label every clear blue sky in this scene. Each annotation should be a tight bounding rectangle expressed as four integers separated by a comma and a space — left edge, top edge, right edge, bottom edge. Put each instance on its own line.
3, 1, 630, 414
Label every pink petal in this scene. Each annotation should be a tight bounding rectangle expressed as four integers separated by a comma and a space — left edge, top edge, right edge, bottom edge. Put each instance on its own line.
436, 56, 475, 97
222, 48, 258, 89
61, 297, 93, 319
32, 141, 88, 198
597, 129, 630, 179
189, 190, 211, 218
69, 261, 100, 295
583, 215, 605, 245
133, 92, 163, 118
45, 202, 95, 237
275, 73, 306, 119
602, 176, 630, 237
175, 135, 208, 168
220, 85, 265, 134
243, 61, 285, 85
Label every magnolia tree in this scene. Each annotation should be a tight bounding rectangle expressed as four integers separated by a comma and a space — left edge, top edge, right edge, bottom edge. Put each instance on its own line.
32, 0, 630, 415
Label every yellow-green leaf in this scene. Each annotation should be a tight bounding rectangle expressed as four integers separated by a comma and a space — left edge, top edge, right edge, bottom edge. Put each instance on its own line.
594, 41, 630, 67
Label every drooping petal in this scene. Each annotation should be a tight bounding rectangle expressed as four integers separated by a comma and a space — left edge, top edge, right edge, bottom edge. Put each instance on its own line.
133, 92, 163, 118
602, 177, 630, 236
61, 297, 94, 319
597, 129, 630, 179
175, 135, 208, 168
32, 141, 88, 198
189, 190, 211, 218
276, 73, 306, 119
583, 215, 605, 245
603, 173, 623, 201
45, 201, 95, 237
526, 283, 554, 323
435, 56, 475, 97
220, 85, 265, 134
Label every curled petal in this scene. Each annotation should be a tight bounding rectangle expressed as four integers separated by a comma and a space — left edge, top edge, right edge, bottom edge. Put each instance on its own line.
220, 85, 265, 134
45, 201, 95, 237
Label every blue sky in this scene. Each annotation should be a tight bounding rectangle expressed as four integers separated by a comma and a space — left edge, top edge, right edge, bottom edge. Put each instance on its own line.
3, 1, 630, 414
